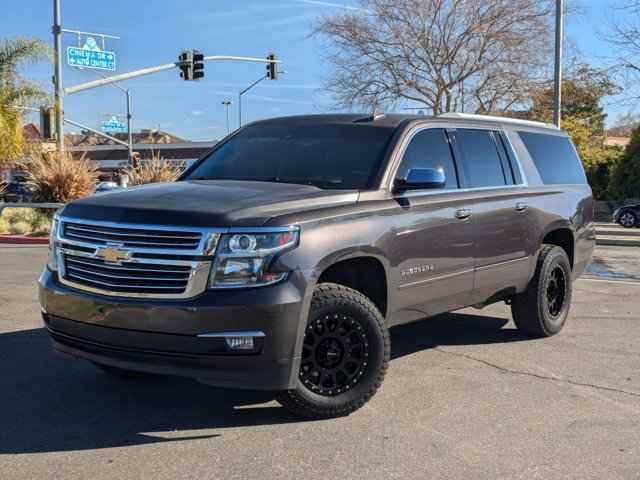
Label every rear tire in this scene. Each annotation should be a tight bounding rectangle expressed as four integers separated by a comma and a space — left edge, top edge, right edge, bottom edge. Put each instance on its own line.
276, 283, 390, 419
511, 245, 572, 338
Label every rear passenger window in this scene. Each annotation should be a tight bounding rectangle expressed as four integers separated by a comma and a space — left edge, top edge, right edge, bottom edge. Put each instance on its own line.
396, 128, 458, 189
518, 131, 587, 184
455, 129, 507, 188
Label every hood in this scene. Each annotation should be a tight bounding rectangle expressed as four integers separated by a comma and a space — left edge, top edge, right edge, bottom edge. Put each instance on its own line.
61, 180, 359, 227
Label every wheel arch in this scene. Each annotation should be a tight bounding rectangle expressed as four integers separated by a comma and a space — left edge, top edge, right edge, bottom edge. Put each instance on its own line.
541, 226, 575, 269
312, 249, 391, 318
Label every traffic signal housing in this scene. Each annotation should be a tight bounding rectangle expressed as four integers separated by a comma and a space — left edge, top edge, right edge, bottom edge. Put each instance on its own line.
40, 106, 55, 140
178, 50, 193, 81
266, 53, 278, 80
192, 50, 205, 80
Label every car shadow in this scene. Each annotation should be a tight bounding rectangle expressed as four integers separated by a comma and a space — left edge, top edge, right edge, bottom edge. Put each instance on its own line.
0, 311, 525, 454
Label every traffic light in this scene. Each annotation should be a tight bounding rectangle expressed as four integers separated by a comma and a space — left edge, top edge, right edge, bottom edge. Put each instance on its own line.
178, 50, 193, 81
266, 53, 278, 80
192, 50, 205, 80
40, 106, 55, 140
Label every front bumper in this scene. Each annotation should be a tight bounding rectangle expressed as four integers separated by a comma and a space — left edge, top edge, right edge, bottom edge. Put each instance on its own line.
39, 268, 308, 390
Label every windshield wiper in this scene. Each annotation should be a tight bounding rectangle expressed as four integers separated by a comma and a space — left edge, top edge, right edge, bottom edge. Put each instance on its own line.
265, 177, 343, 189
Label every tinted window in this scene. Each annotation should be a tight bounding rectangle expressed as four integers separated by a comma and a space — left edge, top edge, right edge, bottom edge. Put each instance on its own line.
455, 129, 507, 188
184, 123, 395, 190
518, 131, 586, 184
396, 128, 458, 189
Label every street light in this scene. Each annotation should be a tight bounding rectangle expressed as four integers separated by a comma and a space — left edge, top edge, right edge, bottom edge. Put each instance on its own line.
553, 0, 563, 128
238, 70, 286, 128
85, 69, 134, 167
222, 100, 232, 135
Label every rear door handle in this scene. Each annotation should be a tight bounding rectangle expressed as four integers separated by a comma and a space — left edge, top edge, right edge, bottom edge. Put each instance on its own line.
515, 202, 528, 212
455, 208, 472, 220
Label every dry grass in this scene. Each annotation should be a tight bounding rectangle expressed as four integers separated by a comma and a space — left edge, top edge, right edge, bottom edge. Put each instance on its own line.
21, 151, 98, 203
124, 151, 185, 186
0, 182, 6, 198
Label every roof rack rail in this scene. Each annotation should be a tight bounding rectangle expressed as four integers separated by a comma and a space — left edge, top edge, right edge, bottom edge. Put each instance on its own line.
438, 112, 558, 129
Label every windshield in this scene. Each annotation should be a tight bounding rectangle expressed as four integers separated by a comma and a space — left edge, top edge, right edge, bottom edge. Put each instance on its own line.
183, 123, 395, 190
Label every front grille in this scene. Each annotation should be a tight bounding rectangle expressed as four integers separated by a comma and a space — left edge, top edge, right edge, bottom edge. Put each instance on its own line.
63, 253, 192, 295
62, 221, 203, 249
56, 218, 218, 299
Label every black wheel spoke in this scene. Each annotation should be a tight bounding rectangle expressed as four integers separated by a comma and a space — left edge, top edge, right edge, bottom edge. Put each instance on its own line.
299, 312, 369, 396
546, 265, 566, 317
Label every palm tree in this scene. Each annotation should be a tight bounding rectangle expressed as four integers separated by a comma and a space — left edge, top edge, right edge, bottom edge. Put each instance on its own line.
0, 36, 50, 167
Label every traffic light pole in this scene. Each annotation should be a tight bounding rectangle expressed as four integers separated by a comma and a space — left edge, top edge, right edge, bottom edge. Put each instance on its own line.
63, 118, 129, 148
238, 74, 268, 128
53, 0, 64, 152
64, 55, 281, 95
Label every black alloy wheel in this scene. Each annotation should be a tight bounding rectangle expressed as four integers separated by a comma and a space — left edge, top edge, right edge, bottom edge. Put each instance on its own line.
299, 313, 369, 396
545, 265, 567, 318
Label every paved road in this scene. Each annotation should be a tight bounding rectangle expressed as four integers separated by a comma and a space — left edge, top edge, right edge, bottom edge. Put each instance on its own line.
1, 246, 639, 480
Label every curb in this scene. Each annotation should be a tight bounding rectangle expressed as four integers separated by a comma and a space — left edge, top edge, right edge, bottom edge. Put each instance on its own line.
0, 235, 50, 245
596, 236, 640, 247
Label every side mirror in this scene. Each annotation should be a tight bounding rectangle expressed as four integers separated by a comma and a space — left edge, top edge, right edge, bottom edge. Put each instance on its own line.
394, 168, 446, 192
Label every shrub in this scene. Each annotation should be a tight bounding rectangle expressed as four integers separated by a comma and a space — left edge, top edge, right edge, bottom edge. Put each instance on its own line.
22, 151, 98, 203
8, 221, 30, 235
124, 152, 184, 186
609, 125, 640, 201
0, 207, 52, 235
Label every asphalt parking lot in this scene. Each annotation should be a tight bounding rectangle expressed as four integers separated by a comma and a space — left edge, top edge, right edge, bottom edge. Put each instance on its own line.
1, 246, 639, 480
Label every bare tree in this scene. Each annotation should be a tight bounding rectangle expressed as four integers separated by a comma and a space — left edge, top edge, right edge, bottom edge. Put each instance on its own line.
314, 0, 555, 114
605, 1, 640, 104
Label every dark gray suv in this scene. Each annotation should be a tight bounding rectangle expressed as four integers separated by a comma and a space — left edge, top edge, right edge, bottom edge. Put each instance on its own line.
39, 113, 595, 418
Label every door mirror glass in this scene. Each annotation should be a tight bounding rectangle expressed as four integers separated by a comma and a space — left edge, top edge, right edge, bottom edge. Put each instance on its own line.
394, 168, 446, 192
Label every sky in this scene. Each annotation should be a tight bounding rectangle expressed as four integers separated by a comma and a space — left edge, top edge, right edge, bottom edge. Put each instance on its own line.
1, 0, 633, 141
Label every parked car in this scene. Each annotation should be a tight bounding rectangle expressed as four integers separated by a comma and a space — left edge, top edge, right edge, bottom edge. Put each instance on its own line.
612, 203, 640, 228
94, 181, 124, 194
39, 113, 594, 419
1, 182, 35, 203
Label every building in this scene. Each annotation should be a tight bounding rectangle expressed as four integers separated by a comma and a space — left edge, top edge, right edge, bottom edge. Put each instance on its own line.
69, 141, 216, 180
66, 128, 215, 179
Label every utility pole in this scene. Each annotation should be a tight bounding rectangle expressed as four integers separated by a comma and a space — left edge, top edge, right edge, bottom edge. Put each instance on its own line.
222, 101, 232, 135
53, 0, 64, 152
553, 0, 564, 128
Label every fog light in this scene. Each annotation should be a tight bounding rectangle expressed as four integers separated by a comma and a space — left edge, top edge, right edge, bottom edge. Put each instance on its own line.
225, 337, 255, 350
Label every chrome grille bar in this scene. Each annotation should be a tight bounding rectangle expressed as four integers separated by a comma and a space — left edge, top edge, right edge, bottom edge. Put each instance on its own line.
55, 216, 221, 299
63, 222, 202, 249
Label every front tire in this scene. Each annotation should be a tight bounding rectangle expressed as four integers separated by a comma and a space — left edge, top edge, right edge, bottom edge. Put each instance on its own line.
511, 245, 572, 338
276, 283, 390, 419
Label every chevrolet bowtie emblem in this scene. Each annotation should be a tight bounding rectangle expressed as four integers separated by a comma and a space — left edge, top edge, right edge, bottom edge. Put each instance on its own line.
96, 245, 131, 264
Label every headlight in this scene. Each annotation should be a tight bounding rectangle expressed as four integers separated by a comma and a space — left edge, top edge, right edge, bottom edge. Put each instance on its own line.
209, 229, 299, 288
47, 217, 59, 271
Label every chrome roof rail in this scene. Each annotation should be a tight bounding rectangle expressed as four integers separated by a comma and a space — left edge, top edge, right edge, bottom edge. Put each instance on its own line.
438, 112, 558, 130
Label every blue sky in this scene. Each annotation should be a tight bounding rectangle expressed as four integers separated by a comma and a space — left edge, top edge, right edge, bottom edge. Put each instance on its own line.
2, 0, 631, 141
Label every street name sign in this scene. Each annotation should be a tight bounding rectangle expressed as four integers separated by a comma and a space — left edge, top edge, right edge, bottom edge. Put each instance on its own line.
67, 37, 116, 71
101, 116, 126, 133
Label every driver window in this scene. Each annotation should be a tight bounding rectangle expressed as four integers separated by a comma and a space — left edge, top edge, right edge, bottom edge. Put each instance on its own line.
396, 128, 459, 189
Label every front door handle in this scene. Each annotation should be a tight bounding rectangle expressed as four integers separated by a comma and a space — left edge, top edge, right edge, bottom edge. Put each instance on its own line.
515, 201, 528, 212
455, 208, 472, 220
